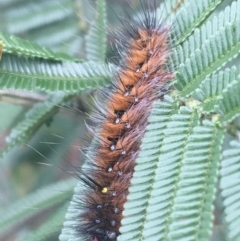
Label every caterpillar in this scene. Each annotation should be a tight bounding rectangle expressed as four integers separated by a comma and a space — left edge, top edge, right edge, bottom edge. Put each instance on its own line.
60, 1, 174, 241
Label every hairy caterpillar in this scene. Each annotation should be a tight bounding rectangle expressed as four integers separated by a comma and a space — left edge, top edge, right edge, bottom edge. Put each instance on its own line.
2, 0, 240, 241
60, 1, 174, 241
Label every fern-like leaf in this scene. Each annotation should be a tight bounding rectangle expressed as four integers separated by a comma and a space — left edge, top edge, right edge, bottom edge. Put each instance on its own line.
193, 66, 238, 113
6, 0, 73, 34
0, 93, 75, 160
0, 32, 81, 62
119, 104, 199, 241
0, 178, 76, 240
166, 120, 225, 240
220, 140, 240, 241
0, 53, 110, 92
216, 80, 240, 124
173, 0, 240, 96
173, 0, 240, 67
172, 0, 223, 45
16, 203, 69, 241
86, 0, 107, 62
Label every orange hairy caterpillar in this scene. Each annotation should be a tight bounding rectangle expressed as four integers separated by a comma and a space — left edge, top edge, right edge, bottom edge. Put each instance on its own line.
61, 1, 174, 241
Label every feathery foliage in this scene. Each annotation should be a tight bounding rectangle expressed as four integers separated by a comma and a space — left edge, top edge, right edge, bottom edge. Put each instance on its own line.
221, 140, 240, 241
86, 0, 107, 62
0, 31, 81, 62
0, 179, 76, 241
1, 0, 240, 241
193, 66, 238, 113
16, 203, 70, 241
0, 0, 84, 55
0, 53, 110, 92
0, 93, 75, 160
173, 0, 240, 96
171, 0, 224, 45
216, 80, 240, 124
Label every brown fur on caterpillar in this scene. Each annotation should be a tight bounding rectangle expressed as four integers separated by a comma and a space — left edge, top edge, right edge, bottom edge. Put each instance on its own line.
61, 1, 174, 241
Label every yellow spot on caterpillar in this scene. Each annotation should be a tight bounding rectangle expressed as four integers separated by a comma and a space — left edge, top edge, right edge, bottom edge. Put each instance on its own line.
101, 187, 108, 193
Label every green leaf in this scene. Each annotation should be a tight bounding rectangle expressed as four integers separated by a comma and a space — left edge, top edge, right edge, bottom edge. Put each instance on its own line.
193, 66, 239, 113
220, 140, 240, 241
172, 0, 223, 45
86, 0, 107, 62
0, 31, 82, 62
165, 121, 225, 241
118, 105, 199, 241
0, 178, 76, 239
0, 93, 75, 161
216, 80, 240, 124
173, 0, 240, 67
173, 0, 240, 96
0, 0, 85, 56
0, 53, 110, 92
16, 203, 69, 241
5, 0, 73, 34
